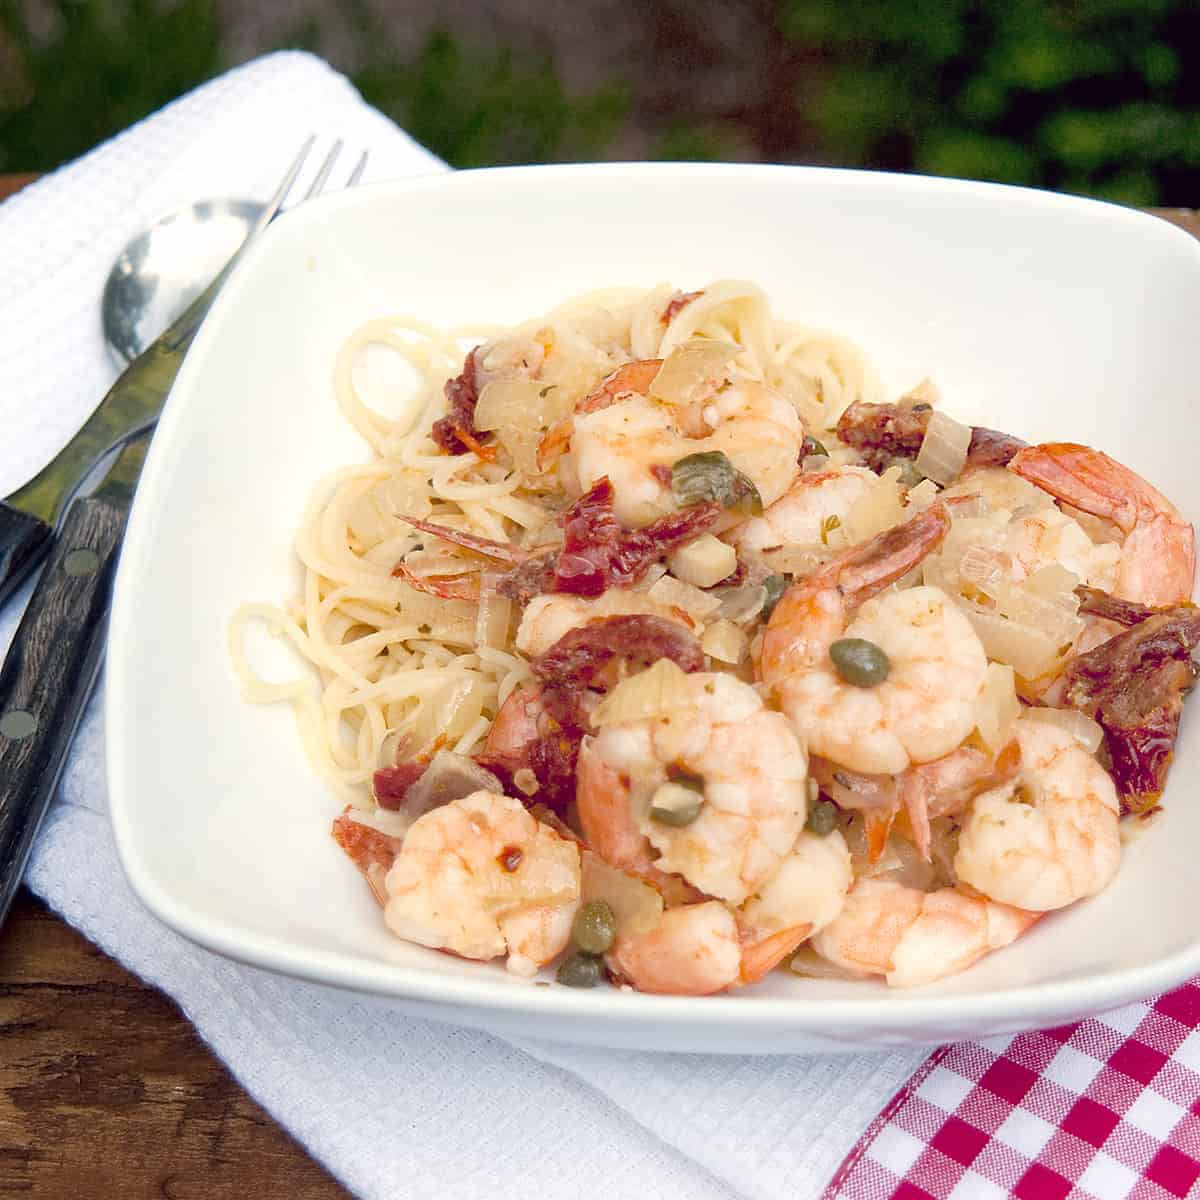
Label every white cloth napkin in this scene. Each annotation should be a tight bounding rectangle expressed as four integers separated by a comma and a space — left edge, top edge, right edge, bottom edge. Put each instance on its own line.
0, 53, 929, 1200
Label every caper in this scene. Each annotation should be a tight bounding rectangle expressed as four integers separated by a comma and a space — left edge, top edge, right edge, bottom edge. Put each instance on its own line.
829, 637, 891, 687
671, 450, 763, 515
649, 780, 705, 826
806, 799, 839, 836
802, 435, 828, 459
556, 952, 603, 988
729, 468, 765, 516
761, 573, 788, 620
572, 900, 617, 955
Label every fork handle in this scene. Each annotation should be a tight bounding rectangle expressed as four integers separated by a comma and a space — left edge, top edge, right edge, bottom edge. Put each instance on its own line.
0, 496, 126, 924
0, 502, 53, 610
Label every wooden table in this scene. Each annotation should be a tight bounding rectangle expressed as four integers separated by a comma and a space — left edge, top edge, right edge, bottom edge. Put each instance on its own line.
0, 171, 1197, 1197
0, 174, 348, 1199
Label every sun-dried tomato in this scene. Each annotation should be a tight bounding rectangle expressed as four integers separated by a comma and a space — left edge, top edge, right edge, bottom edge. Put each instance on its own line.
1074, 586, 1157, 628
431, 348, 492, 456
1064, 601, 1200, 813
371, 761, 429, 810
553, 478, 722, 597
478, 615, 706, 812
836, 400, 1025, 473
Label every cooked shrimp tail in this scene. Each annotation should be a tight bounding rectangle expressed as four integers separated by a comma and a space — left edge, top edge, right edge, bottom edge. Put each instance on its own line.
1009, 443, 1196, 606
759, 503, 951, 689
812, 878, 1038, 987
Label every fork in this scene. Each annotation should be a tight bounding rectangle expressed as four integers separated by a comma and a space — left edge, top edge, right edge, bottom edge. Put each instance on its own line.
0, 137, 369, 930
0, 137, 369, 612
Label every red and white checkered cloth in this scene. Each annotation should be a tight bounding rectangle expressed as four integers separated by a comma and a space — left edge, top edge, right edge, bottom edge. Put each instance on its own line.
827, 982, 1200, 1200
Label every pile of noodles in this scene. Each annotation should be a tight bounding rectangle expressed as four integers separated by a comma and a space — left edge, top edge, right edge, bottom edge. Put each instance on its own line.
228, 281, 880, 808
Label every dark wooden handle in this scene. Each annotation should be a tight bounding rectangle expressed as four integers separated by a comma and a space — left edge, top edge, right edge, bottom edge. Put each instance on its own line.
0, 500, 54, 610
0, 496, 127, 924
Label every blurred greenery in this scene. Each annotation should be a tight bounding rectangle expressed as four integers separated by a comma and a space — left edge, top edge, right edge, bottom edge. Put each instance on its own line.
2, 0, 1199, 204
0, 0, 223, 171
779, 0, 1200, 204
352, 24, 628, 168
0, 0, 629, 172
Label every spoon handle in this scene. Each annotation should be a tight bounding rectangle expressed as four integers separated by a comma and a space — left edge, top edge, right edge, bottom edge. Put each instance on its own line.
0, 502, 53, 610
0, 494, 125, 924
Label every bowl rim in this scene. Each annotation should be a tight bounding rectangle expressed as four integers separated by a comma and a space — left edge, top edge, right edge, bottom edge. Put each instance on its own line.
107, 160, 1200, 1040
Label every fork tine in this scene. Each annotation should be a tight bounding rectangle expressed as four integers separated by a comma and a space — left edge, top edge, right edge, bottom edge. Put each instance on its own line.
347, 150, 369, 187
305, 139, 344, 201
249, 135, 315, 238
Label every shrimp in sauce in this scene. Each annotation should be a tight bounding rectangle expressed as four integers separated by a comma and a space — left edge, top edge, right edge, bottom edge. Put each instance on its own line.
760, 505, 989, 776
383, 790, 581, 976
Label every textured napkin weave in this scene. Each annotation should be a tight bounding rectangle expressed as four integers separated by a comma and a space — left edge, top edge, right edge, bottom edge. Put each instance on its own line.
0, 52, 928, 1200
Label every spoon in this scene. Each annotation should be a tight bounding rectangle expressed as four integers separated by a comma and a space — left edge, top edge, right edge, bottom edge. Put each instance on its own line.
100, 198, 265, 364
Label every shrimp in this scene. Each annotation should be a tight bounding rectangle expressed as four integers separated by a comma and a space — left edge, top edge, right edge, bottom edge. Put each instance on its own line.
383, 790, 581, 976
1009, 443, 1195, 607
537, 358, 663, 471
811, 877, 1038, 988
738, 830, 852, 982
608, 902, 745, 995
760, 505, 988, 775
569, 378, 802, 527
608, 832, 846, 994
812, 740, 1020, 863
577, 672, 809, 905
726, 465, 877, 556
954, 717, 1120, 911
515, 589, 699, 658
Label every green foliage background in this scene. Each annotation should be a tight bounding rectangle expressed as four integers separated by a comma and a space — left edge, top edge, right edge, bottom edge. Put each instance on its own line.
2, 0, 1198, 205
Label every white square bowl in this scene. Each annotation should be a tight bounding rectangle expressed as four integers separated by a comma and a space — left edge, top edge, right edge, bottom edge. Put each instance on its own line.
108, 164, 1200, 1054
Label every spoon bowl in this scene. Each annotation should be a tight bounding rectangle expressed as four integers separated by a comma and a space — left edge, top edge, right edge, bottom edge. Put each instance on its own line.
101, 198, 265, 364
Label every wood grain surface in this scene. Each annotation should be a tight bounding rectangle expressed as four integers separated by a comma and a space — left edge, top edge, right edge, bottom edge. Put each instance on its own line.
0, 171, 1196, 1200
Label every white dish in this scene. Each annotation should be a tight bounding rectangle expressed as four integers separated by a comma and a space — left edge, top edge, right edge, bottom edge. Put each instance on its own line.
108, 163, 1200, 1054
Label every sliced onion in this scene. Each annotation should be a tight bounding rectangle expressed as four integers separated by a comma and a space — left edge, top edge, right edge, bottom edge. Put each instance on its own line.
962, 603, 1067, 681
474, 577, 513, 649
668, 534, 738, 589
347, 472, 433, 549
1023, 707, 1104, 755
346, 805, 413, 839
914, 410, 972, 486
647, 573, 724, 620
475, 377, 573, 475
905, 478, 941, 510
958, 544, 1007, 599
1023, 563, 1082, 603
992, 578, 1084, 650
400, 751, 503, 822
842, 465, 905, 544
716, 580, 767, 624
871, 837, 939, 891
395, 584, 478, 646
974, 662, 1020, 755
649, 338, 739, 406
590, 658, 695, 727
701, 618, 749, 665
581, 851, 663, 937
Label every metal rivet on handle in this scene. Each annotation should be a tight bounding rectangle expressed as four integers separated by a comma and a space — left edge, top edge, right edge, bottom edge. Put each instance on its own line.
63, 549, 101, 577
0, 710, 37, 740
